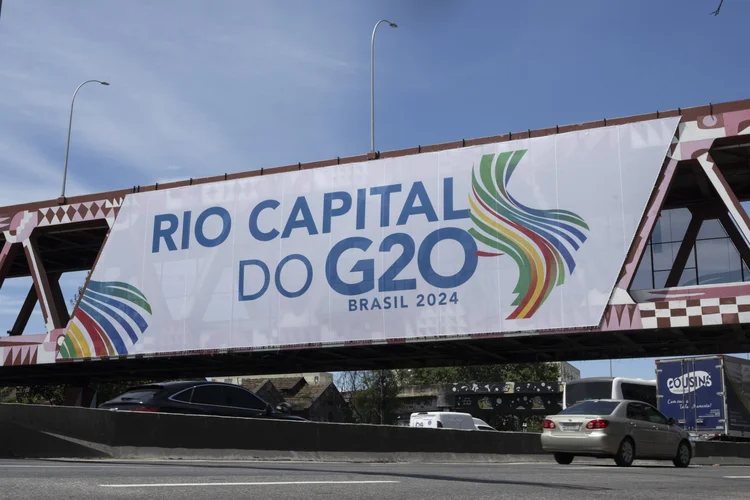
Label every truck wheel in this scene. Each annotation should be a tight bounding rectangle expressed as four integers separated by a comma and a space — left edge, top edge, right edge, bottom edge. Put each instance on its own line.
673, 440, 691, 468
553, 453, 574, 465
614, 438, 634, 467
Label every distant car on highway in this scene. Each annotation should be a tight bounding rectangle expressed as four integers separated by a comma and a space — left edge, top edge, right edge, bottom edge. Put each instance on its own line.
99, 381, 307, 421
541, 400, 691, 467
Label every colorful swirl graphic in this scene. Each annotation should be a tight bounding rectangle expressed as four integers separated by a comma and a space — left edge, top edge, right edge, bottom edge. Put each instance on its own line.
58, 281, 152, 359
468, 151, 589, 320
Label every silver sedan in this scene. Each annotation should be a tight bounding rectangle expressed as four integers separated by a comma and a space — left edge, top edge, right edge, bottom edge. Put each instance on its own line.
541, 399, 691, 467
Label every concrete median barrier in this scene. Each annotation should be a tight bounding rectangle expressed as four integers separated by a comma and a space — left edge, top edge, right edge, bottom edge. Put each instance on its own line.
692, 440, 750, 465
3, 403, 750, 463
0, 403, 544, 461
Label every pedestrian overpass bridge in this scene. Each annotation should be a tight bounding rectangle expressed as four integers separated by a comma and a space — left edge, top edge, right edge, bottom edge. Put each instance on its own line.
2, 99, 750, 384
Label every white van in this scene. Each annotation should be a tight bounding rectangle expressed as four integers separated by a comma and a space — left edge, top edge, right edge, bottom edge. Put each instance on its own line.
409, 411, 477, 430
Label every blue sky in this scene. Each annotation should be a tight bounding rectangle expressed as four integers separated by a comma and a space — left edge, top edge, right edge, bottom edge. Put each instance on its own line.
1, 0, 749, 379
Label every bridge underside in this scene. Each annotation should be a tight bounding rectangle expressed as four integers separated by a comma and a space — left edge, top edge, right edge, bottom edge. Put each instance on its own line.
2, 99, 750, 385
0, 323, 748, 384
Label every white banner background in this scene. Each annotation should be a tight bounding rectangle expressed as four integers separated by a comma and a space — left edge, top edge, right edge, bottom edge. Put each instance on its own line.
64, 117, 680, 358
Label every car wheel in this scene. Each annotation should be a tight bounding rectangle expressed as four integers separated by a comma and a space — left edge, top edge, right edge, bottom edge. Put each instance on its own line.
673, 440, 691, 468
553, 453, 574, 465
614, 438, 635, 467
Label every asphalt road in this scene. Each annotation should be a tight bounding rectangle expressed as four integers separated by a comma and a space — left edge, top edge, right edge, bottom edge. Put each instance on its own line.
2, 459, 750, 500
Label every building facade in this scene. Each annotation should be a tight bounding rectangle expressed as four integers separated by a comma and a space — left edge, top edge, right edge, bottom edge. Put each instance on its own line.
557, 362, 581, 383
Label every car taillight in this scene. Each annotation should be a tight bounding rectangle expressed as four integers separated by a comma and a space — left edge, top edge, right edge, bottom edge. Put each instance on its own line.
586, 419, 609, 429
543, 419, 556, 429
129, 406, 159, 413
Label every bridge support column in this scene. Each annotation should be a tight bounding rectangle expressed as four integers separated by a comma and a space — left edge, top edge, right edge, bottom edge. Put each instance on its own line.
0, 240, 20, 289
719, 213, 750, 268
665, 211, 703, 287
698, 156, 750, 247
22, 237, 67, 332
47, 272, 70, 327
7, 284, 38, 336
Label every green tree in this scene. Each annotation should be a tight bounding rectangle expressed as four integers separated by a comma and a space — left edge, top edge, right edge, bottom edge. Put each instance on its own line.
339, 369, 404, 425
0, 386, 16, 403
70, 285, 84, 308
401, 362, 560, 385
13, 385, 66, 405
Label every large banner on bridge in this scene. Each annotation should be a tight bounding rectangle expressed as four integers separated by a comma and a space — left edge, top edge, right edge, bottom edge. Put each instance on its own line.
58, 117, 680, 359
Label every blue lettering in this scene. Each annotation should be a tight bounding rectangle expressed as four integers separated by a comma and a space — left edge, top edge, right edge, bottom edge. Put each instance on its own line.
359, 298, 369, 311
417, 228, 478, 288
378, 233, 417, 291
383, 297, 392, 309
443, 177, 469, 220
275, 254, 313, 298
282, 196, 319, 238
356, 188, 367, 230
249, 199, 280, 242
181, 211, 192, 249
195, 207, 232, 248
152, 214, 179, 253
397, 181, 438, 225
326, 237, 375, 295
371, 297, 382, 310
369, 184, 401, 227
323, 191, 352, 234
238, 259, 270, 301
349, 299, 358, 311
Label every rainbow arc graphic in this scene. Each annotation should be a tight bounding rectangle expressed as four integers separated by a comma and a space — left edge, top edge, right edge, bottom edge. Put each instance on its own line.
468, 151, 589, 319
58, 281, 152, 359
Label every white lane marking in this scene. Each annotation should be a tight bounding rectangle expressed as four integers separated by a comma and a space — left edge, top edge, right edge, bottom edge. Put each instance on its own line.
101, 480, 400, 488
724, 476, 750, 479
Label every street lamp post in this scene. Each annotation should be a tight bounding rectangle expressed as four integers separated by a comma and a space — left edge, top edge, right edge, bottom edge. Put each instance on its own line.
370, 19, 397, 153
61, 79, 110, 199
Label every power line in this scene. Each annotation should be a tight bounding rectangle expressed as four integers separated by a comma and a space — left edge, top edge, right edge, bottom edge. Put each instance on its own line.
712, 0, 724, 16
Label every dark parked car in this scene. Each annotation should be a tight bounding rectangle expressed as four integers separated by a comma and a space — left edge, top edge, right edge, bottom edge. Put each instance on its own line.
99, 380, 306, 421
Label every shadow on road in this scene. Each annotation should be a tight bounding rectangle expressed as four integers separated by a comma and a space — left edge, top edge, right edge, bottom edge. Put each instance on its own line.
40, 459, 611, 491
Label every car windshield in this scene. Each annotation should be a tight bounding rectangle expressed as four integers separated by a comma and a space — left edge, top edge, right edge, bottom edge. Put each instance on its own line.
559, 400, 620, 415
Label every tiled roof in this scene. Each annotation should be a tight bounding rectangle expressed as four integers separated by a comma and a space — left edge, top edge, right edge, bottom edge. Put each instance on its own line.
266, 377, 306, 391
243, 379, 272, 393
285, 383, 331, 410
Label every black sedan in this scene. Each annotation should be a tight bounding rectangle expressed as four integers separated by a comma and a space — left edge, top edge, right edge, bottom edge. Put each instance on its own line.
99, 380, 306, 420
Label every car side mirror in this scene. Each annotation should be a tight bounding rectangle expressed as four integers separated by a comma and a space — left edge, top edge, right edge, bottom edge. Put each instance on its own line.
275, 402, 292, 414
667, 418, 676, 426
